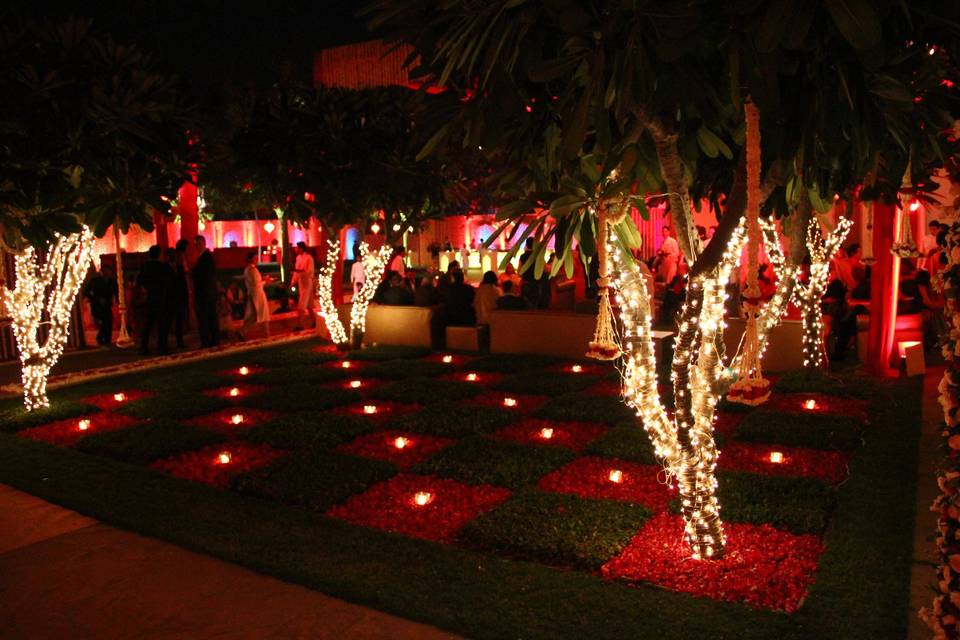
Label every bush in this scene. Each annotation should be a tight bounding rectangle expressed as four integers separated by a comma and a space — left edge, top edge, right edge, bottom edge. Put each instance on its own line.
363, 359, 449, 379
76, 419, 224, 465
414, 437, 574, 489
0, 399, 97, 433
584, 421, 657, 465
346, 345, 431, 361
494, 372, 595, 396
119, 393, 232, 421
233, 451, 396, 510
734, 410, 863, 451
242, 385, 359, 413
462, 491, 650, 569
535, 393, 635, 425
242, 412, 373, 452
390, 403, 519, 438
374, 379, 477, 405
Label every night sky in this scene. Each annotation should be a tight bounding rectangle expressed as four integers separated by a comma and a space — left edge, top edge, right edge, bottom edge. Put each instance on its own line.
8, 0, 371, 98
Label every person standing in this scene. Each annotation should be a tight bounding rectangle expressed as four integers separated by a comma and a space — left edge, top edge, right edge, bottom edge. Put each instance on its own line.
171, 239, 190, 348
444, 269, 476, 326
389, 246, 407, 277
474, 270, 502, 324
291, 241, 316, 330
192, 235, 219, 347
136, 245, 175, 355
519, 237, 538, 307
657, 225, 680, 285
242, 252, 271, 337
350, 253, 366, 297
84, 263, 118, 346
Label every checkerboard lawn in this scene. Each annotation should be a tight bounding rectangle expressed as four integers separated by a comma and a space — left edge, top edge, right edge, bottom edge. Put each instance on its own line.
0, 339, 920, 639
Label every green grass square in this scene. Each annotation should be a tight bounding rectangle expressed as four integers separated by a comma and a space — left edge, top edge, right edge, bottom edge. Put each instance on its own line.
468, 354, 562, 373
734, 410, 863, 451
374, 378, 478, 405
710, 471, 835, 534
242, 385, 359, 412
462, 491, 650, 569
76, 419, 225, 465
0, 399, 98, 433
347, 345, 431, 361
241, 412, 373, 452
494, 371, 594, 396
535, 393, 635, 425
362, 359, 449, 379
583, 421, 657, 465
232, 450, 396, 510
773, 370, 871, 398
414, 438, 574, 489
118, 393, 232, 421
390, 403, 518, 438
247, 366, 346, 387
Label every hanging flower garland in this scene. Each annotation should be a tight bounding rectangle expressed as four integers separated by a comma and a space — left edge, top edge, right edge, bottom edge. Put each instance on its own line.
892, 158, 923, 259
923, 221, 960, 638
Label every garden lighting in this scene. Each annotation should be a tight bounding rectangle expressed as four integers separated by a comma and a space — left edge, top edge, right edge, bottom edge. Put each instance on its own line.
769, 451, 784, 464
77, 419, 90, 431
609, 469, 624, 484
217, 451, 232, 465
413, 491, 433, 506
229, 387, 240, 397
394, 436, 409, 449
363, 405, 378, 414
503, 397, 517, 407
539, 427, 554, 440
349, 380, 363, 388
230, 414, 244, 425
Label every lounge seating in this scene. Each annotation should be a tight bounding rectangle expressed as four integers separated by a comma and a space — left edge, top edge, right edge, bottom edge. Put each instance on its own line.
446, 325, 488, 352
489, 310, 596, 359
724, 317, 805, 371
360, 305, 442, 348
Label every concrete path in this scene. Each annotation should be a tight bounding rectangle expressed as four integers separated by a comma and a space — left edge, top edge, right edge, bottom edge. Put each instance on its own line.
908, 365, 944, 640
0, 484, 459, 640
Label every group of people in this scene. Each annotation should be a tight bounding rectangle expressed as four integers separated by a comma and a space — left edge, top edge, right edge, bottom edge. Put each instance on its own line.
84, 236, 319, 356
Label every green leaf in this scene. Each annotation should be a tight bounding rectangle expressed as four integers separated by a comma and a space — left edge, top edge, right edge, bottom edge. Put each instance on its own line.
527, 57, 580, 83
416, 123, 450, 161
549, 195, 586, 218
823, 0, 882, 50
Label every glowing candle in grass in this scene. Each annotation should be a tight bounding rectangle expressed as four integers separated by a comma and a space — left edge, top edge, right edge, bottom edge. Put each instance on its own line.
394, 436, 409, 449
539, 427, 554, 440
77, 419, 90, 431
503, 397, 517, 408
465, 373, 478, 382
769, 451, 784, 464
442, 355, 453, 364
609, 469, 623, 484
570, 364, 583, 373
413, 491, 433, 506
230, 414, 244, 425
238, 366, 250, 376
349, 380, 362, 389
218, 451, 232, 464
229, 387, 240, 397
341, 361, 352, 369
363, 405, 378, 415
113, 393, 126, 403
803, 399, 817, 411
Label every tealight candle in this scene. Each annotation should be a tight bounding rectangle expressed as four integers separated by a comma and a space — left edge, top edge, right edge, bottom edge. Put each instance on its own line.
218, 451, 232, 464
394, 436, 409, 449
442, 355, 453, 364
769, 451, 784, 464
77, 419, 91, 431
803, 399, 817, 411
341, 361, 352, 369
571, 364, 583, 373
413, 491, 432, 506
503, 397, 517, 408
229, 387, 240, 397
363, 405, 378, 415
113, 393, 126, 402
465, 373, 478, 382
238, 366, 249, 376
609, 469, 623, 483
539, 427, 554, 440
349, 380, 362, 389
230, 414, 244, 425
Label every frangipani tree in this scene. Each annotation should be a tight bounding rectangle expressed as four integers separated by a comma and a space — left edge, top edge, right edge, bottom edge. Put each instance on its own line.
369, 0, 960, 559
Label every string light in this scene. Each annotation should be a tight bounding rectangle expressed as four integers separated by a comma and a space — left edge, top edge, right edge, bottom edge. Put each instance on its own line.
608, 469, 624, 484
413, 491, 432, 506
3, 227, 95, 410
317, 238, 348, 345
802, 219, 851, 370
769, 451, 784, 464
77, 419, 90, 431
349, 242, 394, 337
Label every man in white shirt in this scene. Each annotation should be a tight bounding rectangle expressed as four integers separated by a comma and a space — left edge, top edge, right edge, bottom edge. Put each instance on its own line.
389, 246, 406, 277
291, 242, 316, 330
922, 219, 941, 272
657, 225, 680, 284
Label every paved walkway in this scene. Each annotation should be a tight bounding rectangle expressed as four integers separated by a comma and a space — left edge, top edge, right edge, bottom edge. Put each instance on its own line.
0, 485, 459, 640
908, 365, 944, 640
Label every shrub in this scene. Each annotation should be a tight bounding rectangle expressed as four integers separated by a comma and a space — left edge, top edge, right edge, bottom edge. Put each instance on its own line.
76, 419, 224, 465
734, 410, 863, 451
414, 437, 574, 489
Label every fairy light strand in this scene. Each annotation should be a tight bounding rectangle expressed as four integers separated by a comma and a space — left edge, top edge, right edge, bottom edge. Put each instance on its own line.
316, 237, 348, 344
2, 227, 95, 411
349, 242, 394, 336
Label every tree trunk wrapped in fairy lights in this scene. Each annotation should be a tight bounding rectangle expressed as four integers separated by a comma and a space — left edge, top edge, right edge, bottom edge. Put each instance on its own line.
349, 242, 394, 344
923, 221, 960, 638
610, 216, 748, 560
317, 237, 348, 345
2, 227, 95, 410
726, 100, 770, 406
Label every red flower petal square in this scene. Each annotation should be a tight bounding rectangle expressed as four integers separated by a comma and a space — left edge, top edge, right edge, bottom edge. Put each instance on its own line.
336, 431, 455, 469
719, 442, 848, 484
713, 412, 746, 438
81, 390, 153, 411
203, 384, 267, 401
586, 379, 623, 397
18, 413, 139, 447
467, 392, 547, 413
187, 407, 279, 435
601, 513, 824, 612
538, 457, 676, 512
331, 401, 420, 420
765, 393, 868, 420
492, 419, 607, 452
312, 344, 341, 355
327, 474, 511, 542
152, 442, 286, 488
